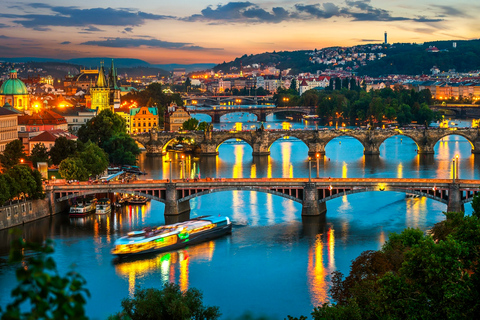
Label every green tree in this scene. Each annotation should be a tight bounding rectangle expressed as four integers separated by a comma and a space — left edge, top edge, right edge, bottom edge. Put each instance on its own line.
49, 137, 78, 166
77, 142, 109, 177
110, 283, 221, 320
182, 118, 199, 131
29, 143, 51, 167
77, 109, 126, 147
103, 133, 141, 165
59, 157, 89, 181
0, 232, 90, 320
6, 165, 44, 200
415, 103, 438, 128
0, 139, 26, 171
396, 104, 414, 126
197, 121, 209, 132
0, 174, 12, 204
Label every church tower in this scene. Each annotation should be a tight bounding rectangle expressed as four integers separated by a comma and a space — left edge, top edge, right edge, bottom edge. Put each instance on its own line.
108, 59, 121, 109
90, 62, 111, 112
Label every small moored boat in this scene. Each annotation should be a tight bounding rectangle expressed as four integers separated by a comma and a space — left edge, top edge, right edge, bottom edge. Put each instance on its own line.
112, 215, 232, 257
96, 198, 112, 214
69, 198, 97, 217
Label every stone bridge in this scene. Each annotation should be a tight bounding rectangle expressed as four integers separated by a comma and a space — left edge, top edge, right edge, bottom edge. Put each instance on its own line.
189, 106, 315, 123
47, 178, 480, 217
183, 95, 274, 106
430, 104, 480, 118
133, 128, 480, 157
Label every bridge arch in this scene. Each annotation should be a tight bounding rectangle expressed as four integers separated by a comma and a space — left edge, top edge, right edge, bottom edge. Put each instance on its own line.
318, 187, 448, 205
377, 134, 421, 154
190, 113, 213, 123
215, 137, 254, 152
179, 186, 302, 203
55, 189, 166, 203
266, 132, 310, 152
433, 132, 475, 151
265, 109, 309, 119
325, 134, 367, 153
218, 111, 260, 122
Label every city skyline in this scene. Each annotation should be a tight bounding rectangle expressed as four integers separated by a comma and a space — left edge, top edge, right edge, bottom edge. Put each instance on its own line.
0, 0, 478, 64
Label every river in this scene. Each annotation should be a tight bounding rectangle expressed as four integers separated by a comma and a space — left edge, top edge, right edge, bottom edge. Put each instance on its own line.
0, 112, 477, 320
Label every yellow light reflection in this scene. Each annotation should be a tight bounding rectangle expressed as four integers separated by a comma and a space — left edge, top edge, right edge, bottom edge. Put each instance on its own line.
327, 227, 335, 270
266, 193, 275, 224
250, 164, 256, 178
378, 230, 386, 247
179, 251, 189, 292
342, 161, 347, 178
308, 235, 328, 306
250, 191, 259, 226
232, 144, 244, 179
406, 196, 427, 229
281, 142, 293, 178
397, 163, 403, 179
267, 156, 272, 179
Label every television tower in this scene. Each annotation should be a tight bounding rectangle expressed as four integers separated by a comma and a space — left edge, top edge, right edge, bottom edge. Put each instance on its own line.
384, 31, 387, 44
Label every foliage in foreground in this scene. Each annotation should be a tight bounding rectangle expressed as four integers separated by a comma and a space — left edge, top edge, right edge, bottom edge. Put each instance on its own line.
0, 230, 90, 320
311, 205, 480, 320
108, 283, 221, 320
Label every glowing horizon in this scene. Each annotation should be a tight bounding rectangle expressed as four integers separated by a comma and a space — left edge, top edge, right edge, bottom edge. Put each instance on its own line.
0, 0, 478, 64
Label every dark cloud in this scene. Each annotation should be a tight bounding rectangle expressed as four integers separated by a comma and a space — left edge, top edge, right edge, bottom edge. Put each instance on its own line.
123, 27, 133, 33
0, 4, 174, 29
60, 41, 71, 45
432, 5, 470, 18
80, 37, 222, 51
360, 39, 381, 42
184, 1, 441, 24
83, 26, 103, 32
0, 23, 8, 28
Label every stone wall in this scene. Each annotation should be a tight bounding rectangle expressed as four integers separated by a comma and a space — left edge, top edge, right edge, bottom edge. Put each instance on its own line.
0, 199, 53, 230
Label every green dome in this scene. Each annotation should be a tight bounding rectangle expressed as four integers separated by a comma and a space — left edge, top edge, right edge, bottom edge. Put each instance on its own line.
0, 78, 28, 95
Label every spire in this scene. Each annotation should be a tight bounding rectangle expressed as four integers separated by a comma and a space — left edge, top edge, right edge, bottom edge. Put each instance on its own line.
109, 59, 118, 89
96, 61, 107, 88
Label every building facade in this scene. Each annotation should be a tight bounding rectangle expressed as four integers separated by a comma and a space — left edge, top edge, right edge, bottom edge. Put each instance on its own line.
0, 107, 19, 153
164, 103, 191, 132
130, 107, 158, 133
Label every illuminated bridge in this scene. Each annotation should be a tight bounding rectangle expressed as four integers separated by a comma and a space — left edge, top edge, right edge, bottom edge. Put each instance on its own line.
188, 106, 316, 123
133, 128, 480, 157
46, 178, 480, 217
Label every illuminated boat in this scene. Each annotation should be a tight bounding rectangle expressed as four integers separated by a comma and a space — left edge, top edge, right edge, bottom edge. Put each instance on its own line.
95, 198, 111, 215
69, 198, 97, 216
111, 215, 232, 257
128, 195, 148, 205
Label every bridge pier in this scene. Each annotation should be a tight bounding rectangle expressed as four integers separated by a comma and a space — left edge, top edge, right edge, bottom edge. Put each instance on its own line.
213, 113, 221, 123
259, 111, 267, 122
164, 183, 191, 216
447, 183, 464, 212
199, 143, 218, 156
302, 183, 325, 216
307, 144, 326, 157
472, 137, 480, 154
363, 144, 380, 155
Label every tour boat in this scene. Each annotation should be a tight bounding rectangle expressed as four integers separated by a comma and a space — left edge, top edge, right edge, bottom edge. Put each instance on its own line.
111, 215, 232, 257
69, 198, 97, 216
95, 198, 112, 215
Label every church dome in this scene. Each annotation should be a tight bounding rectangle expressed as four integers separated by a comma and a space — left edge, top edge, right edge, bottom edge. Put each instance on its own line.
0, 78, 28, 95
0, 70, 28, 95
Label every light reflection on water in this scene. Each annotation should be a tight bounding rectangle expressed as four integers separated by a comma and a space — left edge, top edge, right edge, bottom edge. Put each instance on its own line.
0, 116, 478, 319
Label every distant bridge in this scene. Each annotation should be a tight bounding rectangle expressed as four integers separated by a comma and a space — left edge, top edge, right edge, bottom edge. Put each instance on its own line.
183, 95, 275, 106
188, 106, 316, 123
430, 104, 480, 117
47, 178, 479, 217
133, 128, 480, 157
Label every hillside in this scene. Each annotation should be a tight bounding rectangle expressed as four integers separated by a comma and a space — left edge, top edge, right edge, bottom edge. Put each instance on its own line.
213, 39, 480, 76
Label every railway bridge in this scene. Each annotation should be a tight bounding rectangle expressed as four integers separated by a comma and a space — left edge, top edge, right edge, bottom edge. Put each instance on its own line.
133, 128, 480, 157
46, 178, 480, 217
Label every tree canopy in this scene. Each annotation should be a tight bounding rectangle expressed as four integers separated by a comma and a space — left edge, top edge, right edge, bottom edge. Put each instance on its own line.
59, 157, 89, 181
49, 137, 79, 166
102, 133, 141, 165
77, 109, 126, 147
0, 139, 26, 171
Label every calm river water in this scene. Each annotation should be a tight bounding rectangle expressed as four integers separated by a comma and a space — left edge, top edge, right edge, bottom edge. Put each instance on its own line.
0, 113, 477, 320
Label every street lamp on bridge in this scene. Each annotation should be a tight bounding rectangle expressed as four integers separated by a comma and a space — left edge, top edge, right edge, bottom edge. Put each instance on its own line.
453, 154, 459, 182
316, 153, 320, 178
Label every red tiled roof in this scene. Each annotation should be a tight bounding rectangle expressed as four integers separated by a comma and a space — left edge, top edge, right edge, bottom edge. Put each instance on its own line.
29, 130, 77, 142
18, 110, 67, 126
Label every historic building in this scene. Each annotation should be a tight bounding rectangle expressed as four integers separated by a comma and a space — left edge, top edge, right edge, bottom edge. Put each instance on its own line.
89, 60, 120, 112
18, 109, 68, 133
0, 107, 20, 153
130, 106, 158, 134
164, 103, 191, 132
0, 70, 30, 111
28, 129, 77, 153
52, 107, 96, 133
64, 69, 99, 96
114, 107, 132, 133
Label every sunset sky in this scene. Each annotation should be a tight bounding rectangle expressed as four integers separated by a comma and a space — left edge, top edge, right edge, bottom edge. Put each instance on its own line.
0, 0, 478, 64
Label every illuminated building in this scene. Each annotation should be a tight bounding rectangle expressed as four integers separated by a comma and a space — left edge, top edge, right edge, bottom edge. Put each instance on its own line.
18, 109, 68, 133
108, 60, 121, 109
164, 103, 191, 132
64, 69, 99, 96
115, 107, 132, 133
0, 70, 30, 111
0, 107, 20, 154
52, 107, 96, 133
89, 63, 111, 112
130, 106, 158, 133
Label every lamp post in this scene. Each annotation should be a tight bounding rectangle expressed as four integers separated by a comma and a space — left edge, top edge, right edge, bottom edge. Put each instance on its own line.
455, 154, 459, 181
308, 156, 312, 182
316, 153, 320, 178
452, 155, 459, 182
180, 155, 186, 180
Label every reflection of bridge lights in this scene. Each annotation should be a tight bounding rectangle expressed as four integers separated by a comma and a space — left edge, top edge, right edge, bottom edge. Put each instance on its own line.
379, 183, 386, 191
